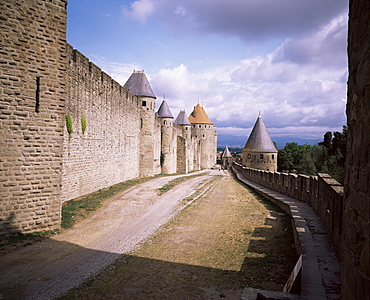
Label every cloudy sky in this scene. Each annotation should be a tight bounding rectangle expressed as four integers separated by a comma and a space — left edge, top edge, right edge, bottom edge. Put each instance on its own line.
67, 0, 349, 147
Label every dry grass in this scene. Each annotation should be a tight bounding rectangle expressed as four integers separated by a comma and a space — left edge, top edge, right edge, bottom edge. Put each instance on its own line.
1, 175, 165, 252
60, 173, 298, 299
157, 173, 205, 196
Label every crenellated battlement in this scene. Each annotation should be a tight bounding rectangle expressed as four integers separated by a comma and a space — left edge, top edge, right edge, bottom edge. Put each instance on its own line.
66, 44, 140, 109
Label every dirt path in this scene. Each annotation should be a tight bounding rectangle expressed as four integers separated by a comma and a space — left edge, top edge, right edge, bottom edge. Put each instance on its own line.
0, 170, 219, 300
60, 172, 297, 300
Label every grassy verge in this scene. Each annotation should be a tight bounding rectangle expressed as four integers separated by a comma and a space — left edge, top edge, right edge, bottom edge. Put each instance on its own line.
59, 173, 297, 299
156, 173, 206, 196
181, 175, 221, 206
1, 174, 170, 252
62, 175, 165, 229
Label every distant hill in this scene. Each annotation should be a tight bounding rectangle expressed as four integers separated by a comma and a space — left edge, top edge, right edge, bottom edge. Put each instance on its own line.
217, 134, 320, 150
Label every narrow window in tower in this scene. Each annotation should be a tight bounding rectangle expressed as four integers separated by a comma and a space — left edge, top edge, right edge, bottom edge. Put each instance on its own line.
260, 154, 264, 159
142, 100, 146, 106
272, 154, 274, 160
35, 76, 40, 113
140, 118, 143, 129
164, 120, 167, 125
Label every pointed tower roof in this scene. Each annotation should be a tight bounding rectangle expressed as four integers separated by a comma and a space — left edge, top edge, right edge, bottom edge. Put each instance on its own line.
156, 99, 173, 118
221, 145, 232, 158
174, 110, 191, 125
123, 70, 156, 98
243, 115, 277, 153
188, 104, 213, 125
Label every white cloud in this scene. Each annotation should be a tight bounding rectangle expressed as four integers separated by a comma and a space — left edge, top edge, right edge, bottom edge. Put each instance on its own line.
272, 13, 348, 68
154, 0, 348, 43
122, 0, 154, 24
147, 12, 347, 142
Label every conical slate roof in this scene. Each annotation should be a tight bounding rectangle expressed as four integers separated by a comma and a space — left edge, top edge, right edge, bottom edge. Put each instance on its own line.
157, 99, 173, 118
174, 110, 191, 125
188, 104, 213, 125
123, 70, 156, 98
243, 115, 277, 153
221, 145, 232, 158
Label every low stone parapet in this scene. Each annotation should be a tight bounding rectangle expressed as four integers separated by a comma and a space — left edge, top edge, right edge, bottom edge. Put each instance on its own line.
233, 163, 343, 259
233, 166, 341, 299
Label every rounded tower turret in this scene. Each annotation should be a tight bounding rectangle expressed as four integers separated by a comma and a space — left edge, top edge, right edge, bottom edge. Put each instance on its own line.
188, 104, 217, 170
124, 70, 157, 176
157, 98, 175, 174
242, 114, 278, 172
221, 145, 233, 170
174, 110, 192, 173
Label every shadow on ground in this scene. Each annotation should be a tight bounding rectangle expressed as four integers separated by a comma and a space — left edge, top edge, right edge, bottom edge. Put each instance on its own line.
1, 175, 298, 300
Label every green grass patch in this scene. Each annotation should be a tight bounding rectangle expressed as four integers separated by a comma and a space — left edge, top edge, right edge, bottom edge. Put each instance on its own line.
62, 176, 164, 229
156, 173, 205, 196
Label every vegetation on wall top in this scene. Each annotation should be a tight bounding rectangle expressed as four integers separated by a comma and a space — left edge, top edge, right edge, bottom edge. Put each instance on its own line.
81, 116, 87, 134
65, 115, 73, 134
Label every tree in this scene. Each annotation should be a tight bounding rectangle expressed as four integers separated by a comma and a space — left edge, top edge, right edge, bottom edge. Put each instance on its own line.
278, 149, 294, 171
277, 126, 346, 182
278, 142, 303, 172
318, 126, 347, 183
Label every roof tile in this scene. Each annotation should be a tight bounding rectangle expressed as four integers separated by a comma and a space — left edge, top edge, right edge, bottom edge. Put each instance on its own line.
188, 104, 213, 125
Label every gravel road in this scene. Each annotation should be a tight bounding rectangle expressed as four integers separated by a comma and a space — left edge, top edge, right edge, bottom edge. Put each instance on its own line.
0, 169, 223, 300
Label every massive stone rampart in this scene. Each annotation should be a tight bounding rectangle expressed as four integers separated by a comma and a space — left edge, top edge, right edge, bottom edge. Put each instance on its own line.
0, 0, 67, 235
233, 163, 344, 257
61, 45, 142, 202
342, 0, 370, 298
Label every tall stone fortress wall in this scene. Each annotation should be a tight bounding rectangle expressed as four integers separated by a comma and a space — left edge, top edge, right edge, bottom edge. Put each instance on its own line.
342, 0, 370, 298
61, 45, 142, 202
0, 0, 68, 234
0, 0, 217, 235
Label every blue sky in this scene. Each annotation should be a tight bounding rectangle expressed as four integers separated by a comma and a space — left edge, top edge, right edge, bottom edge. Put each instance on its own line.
67, 0, 349, 147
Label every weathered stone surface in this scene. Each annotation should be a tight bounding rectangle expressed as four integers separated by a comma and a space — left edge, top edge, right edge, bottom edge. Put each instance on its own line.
1, 0, 217, 233
342, 1, 370, 298
0, 0, 67, 235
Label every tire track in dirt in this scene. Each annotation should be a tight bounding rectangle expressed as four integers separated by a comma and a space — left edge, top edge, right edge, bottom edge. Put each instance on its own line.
58, 171, 297, 300
0, 170, 223, 300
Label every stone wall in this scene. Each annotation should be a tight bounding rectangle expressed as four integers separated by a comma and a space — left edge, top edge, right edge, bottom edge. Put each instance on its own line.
139, 96, 159, 177
242, 151, 277, 172
0, 0, 67, 234
233, 163, 344, 257
0, 0, 216, 234
61, 45, 141, 202
342, 0, 370, 298
191, 124, 217, 169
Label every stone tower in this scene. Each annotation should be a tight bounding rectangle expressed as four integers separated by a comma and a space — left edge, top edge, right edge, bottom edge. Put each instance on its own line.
188, 104, 217, 169
157, 99, 176, 174
174, 110, 192, 173
0, 0, 68, 234
242, 115, 278, 172
124, 70, 157, 177
221, 145, 233, 170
